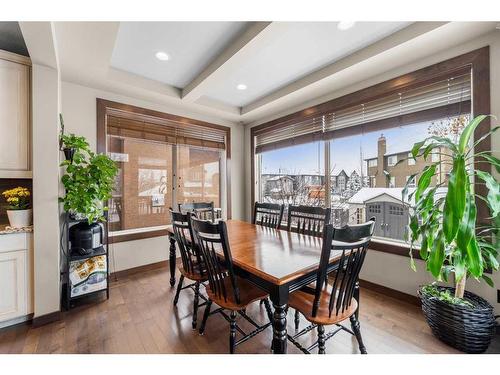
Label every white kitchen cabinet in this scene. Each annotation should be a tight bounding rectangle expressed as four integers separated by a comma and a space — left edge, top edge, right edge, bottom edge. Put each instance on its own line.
0, 232, 33, 327
0, 50, 31, 178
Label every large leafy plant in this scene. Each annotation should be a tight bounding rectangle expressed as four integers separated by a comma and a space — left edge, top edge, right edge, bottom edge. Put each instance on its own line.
59, 131, 118, 223
405, 115, 499, 299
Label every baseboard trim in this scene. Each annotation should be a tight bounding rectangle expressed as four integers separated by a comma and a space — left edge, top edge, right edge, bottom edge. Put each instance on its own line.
0, 313, 33, 330
111, 260, 169, 279
32, 310, 61, 328
359, 279, 421, 306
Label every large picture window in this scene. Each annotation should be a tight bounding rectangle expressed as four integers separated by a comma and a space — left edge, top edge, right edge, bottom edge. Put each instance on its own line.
252, 47, 490, 256
97, 99, 231, 242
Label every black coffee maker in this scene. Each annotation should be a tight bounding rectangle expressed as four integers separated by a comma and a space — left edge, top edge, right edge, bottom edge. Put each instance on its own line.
69, 222, 103, 255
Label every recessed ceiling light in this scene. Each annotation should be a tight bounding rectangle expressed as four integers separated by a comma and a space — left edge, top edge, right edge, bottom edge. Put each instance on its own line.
236, 84, 247, 90
337, 21, 356, 31
155, 51, 170, 61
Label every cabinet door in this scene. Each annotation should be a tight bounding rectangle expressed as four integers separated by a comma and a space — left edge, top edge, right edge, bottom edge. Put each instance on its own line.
0, 58, 30, 172
0, 250, 27, 322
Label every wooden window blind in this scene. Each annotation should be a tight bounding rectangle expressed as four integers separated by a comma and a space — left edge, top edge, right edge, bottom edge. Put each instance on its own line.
255, 72, 471, 154
107, 112, 227, 150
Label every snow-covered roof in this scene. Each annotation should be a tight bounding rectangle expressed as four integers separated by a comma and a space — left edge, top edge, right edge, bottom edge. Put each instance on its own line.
331, 202, 350, 210
348, 188, 404, 204
267, 175, 294, 181
348, 187, 448, 205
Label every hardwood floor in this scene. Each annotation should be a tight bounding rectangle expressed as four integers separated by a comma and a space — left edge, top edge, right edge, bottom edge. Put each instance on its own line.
0, 265, 497, 354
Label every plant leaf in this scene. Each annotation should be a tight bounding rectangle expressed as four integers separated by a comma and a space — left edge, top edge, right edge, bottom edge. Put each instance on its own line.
428, 231, 445, 278
411, 140, 426, 159
419, 232, 429, 260
443, 156, 467, 242
479, 153, 500, 174
466, 237, 483, 278
458, 115, 488, 154
415, 165, 436, 203
402, 172, 417, 203
471, 126, 500, 151
454, 251, 466, 283
456, 194, 476, 253
476, 170, 500, 218
482, 274, 494, 288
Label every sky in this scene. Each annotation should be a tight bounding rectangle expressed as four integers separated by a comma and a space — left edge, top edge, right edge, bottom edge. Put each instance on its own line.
260, 120, 434, 175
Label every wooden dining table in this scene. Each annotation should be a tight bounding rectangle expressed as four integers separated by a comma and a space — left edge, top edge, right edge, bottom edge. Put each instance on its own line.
166, 219, 357, 354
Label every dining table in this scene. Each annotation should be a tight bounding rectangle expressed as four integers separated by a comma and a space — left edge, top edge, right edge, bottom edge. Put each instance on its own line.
166, 219, 358, 354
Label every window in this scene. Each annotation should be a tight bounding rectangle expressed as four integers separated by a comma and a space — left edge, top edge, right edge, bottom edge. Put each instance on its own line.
407, 153, 415, 166
108, 137, 172, 232
251, 47, 489, 256
259, 142, 324, 207
431, 152, 440, 162
253, 75, 472, 245
177, 145, 222, 207
256, 117, 465, 242
389, 176, 396, 188
99, 100, 229, 240
406, 175, 416, 188
387, 155, 397, 167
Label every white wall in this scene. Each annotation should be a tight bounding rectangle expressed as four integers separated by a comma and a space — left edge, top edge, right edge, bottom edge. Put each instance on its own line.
31, 64, 61, 316
20, 21, 63, 319
60, 81, 245, 272
244, 30, 500, 312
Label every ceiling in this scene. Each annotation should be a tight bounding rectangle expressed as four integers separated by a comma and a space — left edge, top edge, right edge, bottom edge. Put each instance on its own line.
204, 22, 410, 107
49, 21, 498, 126
0, 22, 29, 56
111, 22, 249, 89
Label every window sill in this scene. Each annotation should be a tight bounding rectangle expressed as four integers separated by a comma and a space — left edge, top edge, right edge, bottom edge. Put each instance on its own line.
108, 228, 169, 244
369, 239, 421, 259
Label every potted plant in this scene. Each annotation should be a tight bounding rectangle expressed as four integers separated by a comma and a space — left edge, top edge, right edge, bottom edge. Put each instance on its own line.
404, 115, 499, 353
2, 187, 32, 228
59, 130, 118, 224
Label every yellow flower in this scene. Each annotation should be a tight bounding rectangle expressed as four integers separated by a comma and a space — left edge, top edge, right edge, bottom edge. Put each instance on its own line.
2, 187, 30, 206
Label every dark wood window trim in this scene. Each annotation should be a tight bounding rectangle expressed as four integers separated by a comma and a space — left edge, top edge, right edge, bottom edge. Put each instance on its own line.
251, 46, 490, 258
97, 98, 232, 243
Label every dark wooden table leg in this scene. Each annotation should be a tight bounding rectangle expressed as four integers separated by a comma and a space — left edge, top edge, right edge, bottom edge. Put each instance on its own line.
169, 234, 176, 287
354, 281, 360, 319
270, 285, 289, 354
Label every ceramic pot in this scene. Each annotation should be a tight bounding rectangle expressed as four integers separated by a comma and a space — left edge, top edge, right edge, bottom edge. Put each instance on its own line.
6, 209, 33, 228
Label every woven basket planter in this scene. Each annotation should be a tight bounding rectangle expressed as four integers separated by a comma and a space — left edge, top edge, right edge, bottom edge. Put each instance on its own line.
419, 286, 496, 353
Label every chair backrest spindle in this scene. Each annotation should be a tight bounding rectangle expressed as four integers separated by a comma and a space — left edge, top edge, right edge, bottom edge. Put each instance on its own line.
253, 202, 284, 229
312, 218, 375, 318
179, 201, 216, 222
287, 205, 331, 237
190, 217, 241, 304
170, 209, 202, 276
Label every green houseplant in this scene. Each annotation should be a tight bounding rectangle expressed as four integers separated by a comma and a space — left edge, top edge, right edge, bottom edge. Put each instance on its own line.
404, 115, 499, 352
59, 125, 118, 224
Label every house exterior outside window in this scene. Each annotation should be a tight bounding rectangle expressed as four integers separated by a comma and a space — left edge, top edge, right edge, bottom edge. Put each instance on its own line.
407, 152, 416, 165
389, 176, 396, 188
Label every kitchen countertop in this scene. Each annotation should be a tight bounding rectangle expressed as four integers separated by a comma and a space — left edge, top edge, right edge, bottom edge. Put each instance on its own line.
0, 224, 33, 235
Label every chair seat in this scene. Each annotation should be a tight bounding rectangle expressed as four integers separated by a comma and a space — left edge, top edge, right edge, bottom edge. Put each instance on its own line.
205, 276, 268, 310
289, 285, 358, 326
179, 265, 208, 282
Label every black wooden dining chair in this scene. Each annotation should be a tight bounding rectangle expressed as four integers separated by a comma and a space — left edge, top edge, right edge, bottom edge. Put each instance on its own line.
178, 201, 216, 222
190, 216, 274, 354
286, 205, 331, 237
252, 202, 284, 229
287, 219, 375, 354
170, 210, 209, 329
287, 205, 331, 329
